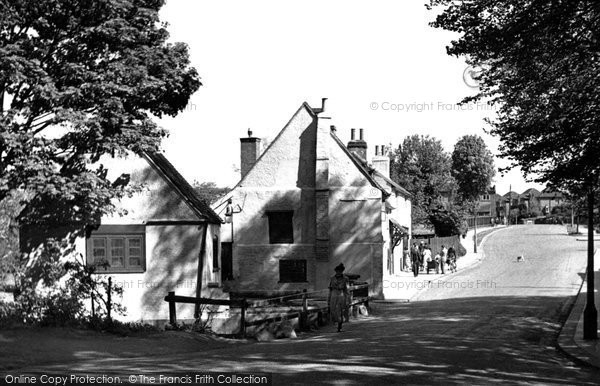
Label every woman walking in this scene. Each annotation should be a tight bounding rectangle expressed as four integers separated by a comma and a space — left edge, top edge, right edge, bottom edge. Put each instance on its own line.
328, 263, 349, 332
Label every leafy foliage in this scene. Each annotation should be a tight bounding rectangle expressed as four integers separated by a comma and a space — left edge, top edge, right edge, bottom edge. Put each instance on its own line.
428, 204, 469, 237
428, 0, 600, 192
193, 181, 229, 205
0, 0, 201, 228
390, 135, 456, 227
3, 239, 122, 326
1, 1, 198, 326
451, 135, 495, 202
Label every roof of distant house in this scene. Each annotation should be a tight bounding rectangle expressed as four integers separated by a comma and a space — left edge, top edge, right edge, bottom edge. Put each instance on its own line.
503, 191, 519, 198
521, 188, 541, 197
539, 189, 565, 199
143, 152, 222, 224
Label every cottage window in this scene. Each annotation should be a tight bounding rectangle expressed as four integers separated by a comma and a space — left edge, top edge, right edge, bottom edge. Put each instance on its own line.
212, 235, 220, 271
267, 211, 294, 244
86, 225, 145, 273
481, 194, 490, 200
279, 259, 307, 283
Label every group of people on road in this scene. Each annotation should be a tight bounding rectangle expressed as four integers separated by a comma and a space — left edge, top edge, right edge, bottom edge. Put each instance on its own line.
409, 241, 457, 277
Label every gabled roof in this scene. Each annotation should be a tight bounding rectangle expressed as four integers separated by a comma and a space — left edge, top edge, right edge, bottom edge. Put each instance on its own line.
371, 168, 413, 198
220, 101, 412, 205
329, 132, 412, 199
233, 102, 317, 189
521, 188, 541, 197
540, 187, 564, 195
143, 152, 222, 224
329, 133, 390, 197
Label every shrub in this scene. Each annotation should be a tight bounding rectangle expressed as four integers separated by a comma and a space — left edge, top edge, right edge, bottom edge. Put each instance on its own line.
3, 238, 124, 327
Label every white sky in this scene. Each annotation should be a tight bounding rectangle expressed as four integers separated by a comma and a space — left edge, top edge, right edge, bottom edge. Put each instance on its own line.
157, 0, 544, 195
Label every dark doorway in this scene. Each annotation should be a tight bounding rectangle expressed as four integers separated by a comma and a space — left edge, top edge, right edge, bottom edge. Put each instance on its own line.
221, 242, 233, 281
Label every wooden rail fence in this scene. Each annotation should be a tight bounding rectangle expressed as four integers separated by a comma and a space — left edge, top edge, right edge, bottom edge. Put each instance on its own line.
164, 283, 370, 338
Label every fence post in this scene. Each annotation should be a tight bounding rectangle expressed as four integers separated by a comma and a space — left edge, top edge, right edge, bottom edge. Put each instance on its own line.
346, 287, 353, 321
90, 291, 95, 319
300, 289, 308, 330
240, 298, 247, 339
107, 277, 112, 322
168, 291, 177, 326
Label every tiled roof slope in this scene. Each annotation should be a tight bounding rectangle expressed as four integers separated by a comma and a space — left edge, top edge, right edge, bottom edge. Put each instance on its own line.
143, 152, 223, 224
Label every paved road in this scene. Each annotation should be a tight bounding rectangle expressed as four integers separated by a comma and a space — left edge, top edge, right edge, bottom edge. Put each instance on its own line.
29, 225, 600, 384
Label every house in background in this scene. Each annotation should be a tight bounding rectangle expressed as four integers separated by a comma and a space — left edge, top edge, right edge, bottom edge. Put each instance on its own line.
538, 187, 565, 214
21, 152, 224, 324
519, 188, 542, 213
213, 100, 412, 299
476, 186, 503, 218
503, 191, 520, 208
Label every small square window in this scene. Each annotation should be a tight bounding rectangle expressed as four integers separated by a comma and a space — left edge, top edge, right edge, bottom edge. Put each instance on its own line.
279, 259, 307, 283
267, 211, 294, 244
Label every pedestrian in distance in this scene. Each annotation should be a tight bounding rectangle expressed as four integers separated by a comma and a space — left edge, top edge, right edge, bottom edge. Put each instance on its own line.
440, 244, 447, 274
424, 246, 433, 274
411, 243, 421, 277
328, 263, 349, 332
418, 241, 425, 271
447, 246, 457, 273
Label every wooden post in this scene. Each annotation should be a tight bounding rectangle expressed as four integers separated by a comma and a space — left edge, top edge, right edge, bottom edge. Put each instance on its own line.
107, 277, 112, 322
194, 224, 209, 319
240, 298, 247, 338
90, 290, 95, 318
300, 289, 308, 330
473, 208, 478, 253
346, 287, 353, 322
168, 291, 177, 326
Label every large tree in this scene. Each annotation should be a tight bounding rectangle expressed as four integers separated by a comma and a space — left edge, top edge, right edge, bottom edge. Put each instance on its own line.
428, 0, 600, 191
0, 0, 200, 229
451, 134, 495, 203
391, 135, 456, 227
429, 0, 599, 338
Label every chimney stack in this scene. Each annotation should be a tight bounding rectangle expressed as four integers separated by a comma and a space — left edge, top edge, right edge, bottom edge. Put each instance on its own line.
347, 128, 367, 160
372, 144, 390, 178
240, 129, 261, 179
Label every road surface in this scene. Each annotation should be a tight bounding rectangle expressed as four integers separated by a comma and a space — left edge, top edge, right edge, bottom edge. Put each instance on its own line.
23, 225, 600, 384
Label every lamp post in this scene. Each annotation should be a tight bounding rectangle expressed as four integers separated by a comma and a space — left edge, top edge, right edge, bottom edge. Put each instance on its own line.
473, 205, 478, 253
583, 189, 598, 339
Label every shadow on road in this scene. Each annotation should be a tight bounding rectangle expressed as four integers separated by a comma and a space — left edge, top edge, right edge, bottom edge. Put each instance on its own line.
25, 295, 599, 385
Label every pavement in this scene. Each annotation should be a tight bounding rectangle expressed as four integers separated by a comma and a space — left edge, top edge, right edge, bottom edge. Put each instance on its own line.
557, 228, 600, 370
380, 225, 507, 302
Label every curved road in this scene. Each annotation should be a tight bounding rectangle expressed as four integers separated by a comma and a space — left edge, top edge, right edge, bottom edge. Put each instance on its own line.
32, 225, 600, 384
